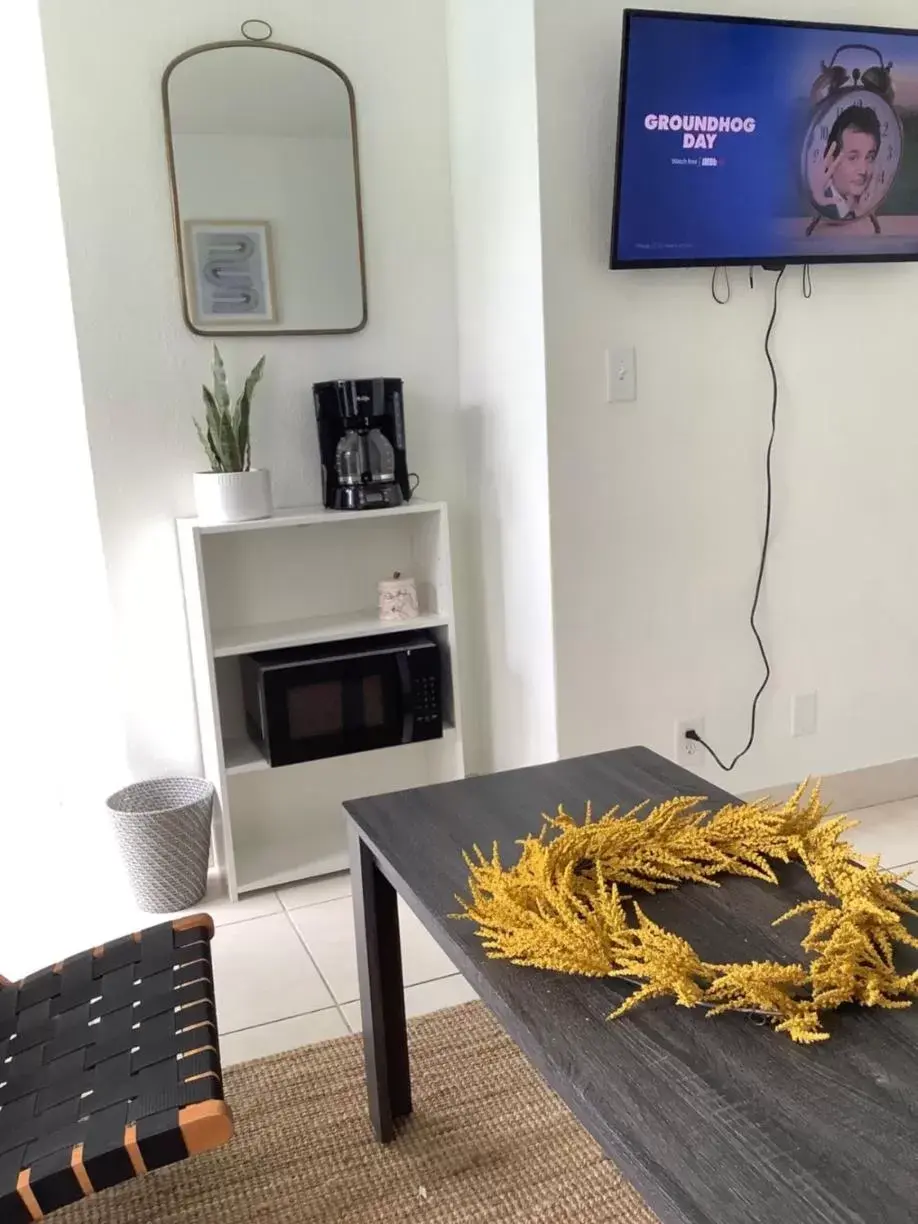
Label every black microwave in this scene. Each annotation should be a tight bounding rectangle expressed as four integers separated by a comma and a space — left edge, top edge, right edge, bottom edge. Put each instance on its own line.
240, 630, 443, 767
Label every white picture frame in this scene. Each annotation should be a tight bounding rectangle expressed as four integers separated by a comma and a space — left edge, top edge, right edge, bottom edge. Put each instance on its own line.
184, 220, 277, 327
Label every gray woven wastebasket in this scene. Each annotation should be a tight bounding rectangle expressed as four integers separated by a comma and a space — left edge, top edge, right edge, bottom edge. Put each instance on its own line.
106, 777, 214, 913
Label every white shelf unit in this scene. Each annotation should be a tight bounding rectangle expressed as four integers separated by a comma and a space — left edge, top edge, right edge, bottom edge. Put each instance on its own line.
177, 500, 464, 900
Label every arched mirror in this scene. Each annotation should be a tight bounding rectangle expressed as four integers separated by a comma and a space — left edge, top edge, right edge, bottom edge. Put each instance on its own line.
163, 30, 368, 336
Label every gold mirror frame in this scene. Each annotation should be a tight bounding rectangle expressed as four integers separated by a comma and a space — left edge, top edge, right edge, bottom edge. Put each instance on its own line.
162, 40, 369, 337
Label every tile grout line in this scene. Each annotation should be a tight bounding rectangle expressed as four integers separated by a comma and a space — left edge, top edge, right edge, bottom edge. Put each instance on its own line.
336, 969, 465, 1010
281, 904, 357, 1034
220, 967, 468, 1037
278, 892, 353, 917
221, 1003, 344, 1039
207, 880, 352, 929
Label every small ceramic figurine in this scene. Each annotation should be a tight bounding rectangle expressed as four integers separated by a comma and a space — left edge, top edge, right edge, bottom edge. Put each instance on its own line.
378, 572, 420, 622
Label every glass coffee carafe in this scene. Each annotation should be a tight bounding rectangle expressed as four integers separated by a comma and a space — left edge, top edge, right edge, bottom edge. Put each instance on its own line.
335, 428, 398, 489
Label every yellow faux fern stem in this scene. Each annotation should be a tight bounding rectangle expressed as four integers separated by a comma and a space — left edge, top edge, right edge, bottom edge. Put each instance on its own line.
457, 785, 918, 1044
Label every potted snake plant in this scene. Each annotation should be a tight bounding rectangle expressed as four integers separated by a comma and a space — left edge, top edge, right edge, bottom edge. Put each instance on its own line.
192, 347, 271, 522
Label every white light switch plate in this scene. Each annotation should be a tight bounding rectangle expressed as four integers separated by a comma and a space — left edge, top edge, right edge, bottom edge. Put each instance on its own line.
606, 346, 637, 403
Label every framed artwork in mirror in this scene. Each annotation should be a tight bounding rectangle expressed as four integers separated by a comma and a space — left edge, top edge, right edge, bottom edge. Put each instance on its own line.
163, 35, 368, 336
184, 221, 277, 326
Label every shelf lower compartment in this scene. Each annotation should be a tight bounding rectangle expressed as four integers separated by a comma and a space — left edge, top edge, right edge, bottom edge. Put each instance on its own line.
224, 738, 269, 775
227, 734, 463, 894
235, 827, 350, 894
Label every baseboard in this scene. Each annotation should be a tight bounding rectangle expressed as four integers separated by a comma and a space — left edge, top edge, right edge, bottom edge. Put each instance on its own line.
739, 756, 918, 814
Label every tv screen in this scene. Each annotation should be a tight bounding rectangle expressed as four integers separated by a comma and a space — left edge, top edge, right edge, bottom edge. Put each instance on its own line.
611, 10, 918, 268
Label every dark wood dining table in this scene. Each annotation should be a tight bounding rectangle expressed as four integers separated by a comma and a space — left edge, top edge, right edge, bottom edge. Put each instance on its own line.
345, 745, 918, 1224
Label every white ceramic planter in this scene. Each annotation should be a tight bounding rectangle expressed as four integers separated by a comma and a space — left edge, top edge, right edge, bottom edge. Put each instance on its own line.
193, 469, 273, 523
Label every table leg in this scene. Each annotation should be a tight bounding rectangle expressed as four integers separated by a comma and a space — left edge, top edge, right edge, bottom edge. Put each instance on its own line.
348, 822, 412, 1142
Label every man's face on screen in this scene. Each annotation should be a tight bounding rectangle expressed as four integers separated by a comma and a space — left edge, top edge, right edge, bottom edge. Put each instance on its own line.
834, 128, 878, 200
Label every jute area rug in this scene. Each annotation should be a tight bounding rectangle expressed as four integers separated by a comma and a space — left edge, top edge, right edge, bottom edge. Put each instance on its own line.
58, 1001, 659, 1223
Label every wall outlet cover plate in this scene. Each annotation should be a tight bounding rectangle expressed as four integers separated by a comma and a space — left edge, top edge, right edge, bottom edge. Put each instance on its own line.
675, 718, 706, 768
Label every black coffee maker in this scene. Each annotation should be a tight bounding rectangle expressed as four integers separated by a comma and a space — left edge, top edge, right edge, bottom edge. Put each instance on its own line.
314, 378, 412, 511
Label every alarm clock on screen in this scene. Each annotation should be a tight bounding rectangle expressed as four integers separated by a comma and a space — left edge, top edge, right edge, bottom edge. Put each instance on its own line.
801, 44, 902, 236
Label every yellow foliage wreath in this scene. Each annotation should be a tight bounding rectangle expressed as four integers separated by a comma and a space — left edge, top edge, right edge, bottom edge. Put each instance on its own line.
457, 784, 918, 1043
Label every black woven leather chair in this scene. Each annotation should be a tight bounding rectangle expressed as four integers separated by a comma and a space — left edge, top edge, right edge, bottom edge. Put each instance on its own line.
0, 915, 232, 1222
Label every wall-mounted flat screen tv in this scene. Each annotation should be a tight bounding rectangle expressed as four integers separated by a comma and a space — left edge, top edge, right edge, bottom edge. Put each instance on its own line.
611, 10, 918, 268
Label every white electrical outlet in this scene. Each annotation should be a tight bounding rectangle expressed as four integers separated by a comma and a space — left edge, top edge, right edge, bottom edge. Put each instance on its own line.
606, 346, 637, 403
792, 692, 818, 738
675, 718, 706, 767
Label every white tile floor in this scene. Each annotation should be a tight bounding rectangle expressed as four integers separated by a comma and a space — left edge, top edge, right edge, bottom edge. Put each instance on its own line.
4, 797, 917, 1068
210, 881, 476, 1065
219, 877, 479, 1064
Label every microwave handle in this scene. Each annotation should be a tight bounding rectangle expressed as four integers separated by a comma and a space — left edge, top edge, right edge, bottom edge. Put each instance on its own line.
396, 652, 415, 744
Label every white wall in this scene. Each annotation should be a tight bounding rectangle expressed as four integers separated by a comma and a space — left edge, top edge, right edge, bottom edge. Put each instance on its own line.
1, 4, 126, 965
173, 133, 363, 330
447, 0, 558, 770
534, 0, 918, 792
39, 0, 472, 778
38, 0, 918, 797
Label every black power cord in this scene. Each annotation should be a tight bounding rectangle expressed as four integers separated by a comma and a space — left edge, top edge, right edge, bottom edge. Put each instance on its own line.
687, 265, 786, 771
711, 265, 730, 304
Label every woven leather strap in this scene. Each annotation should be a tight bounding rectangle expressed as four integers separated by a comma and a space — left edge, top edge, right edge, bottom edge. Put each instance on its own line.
0, 917, 231, 1221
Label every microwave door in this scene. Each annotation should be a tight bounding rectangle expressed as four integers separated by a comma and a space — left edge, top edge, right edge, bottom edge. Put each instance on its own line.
396, 651, 414, 744
357, 659, 407, 751
265, 666, 349, 765
262, 655, 406, 765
